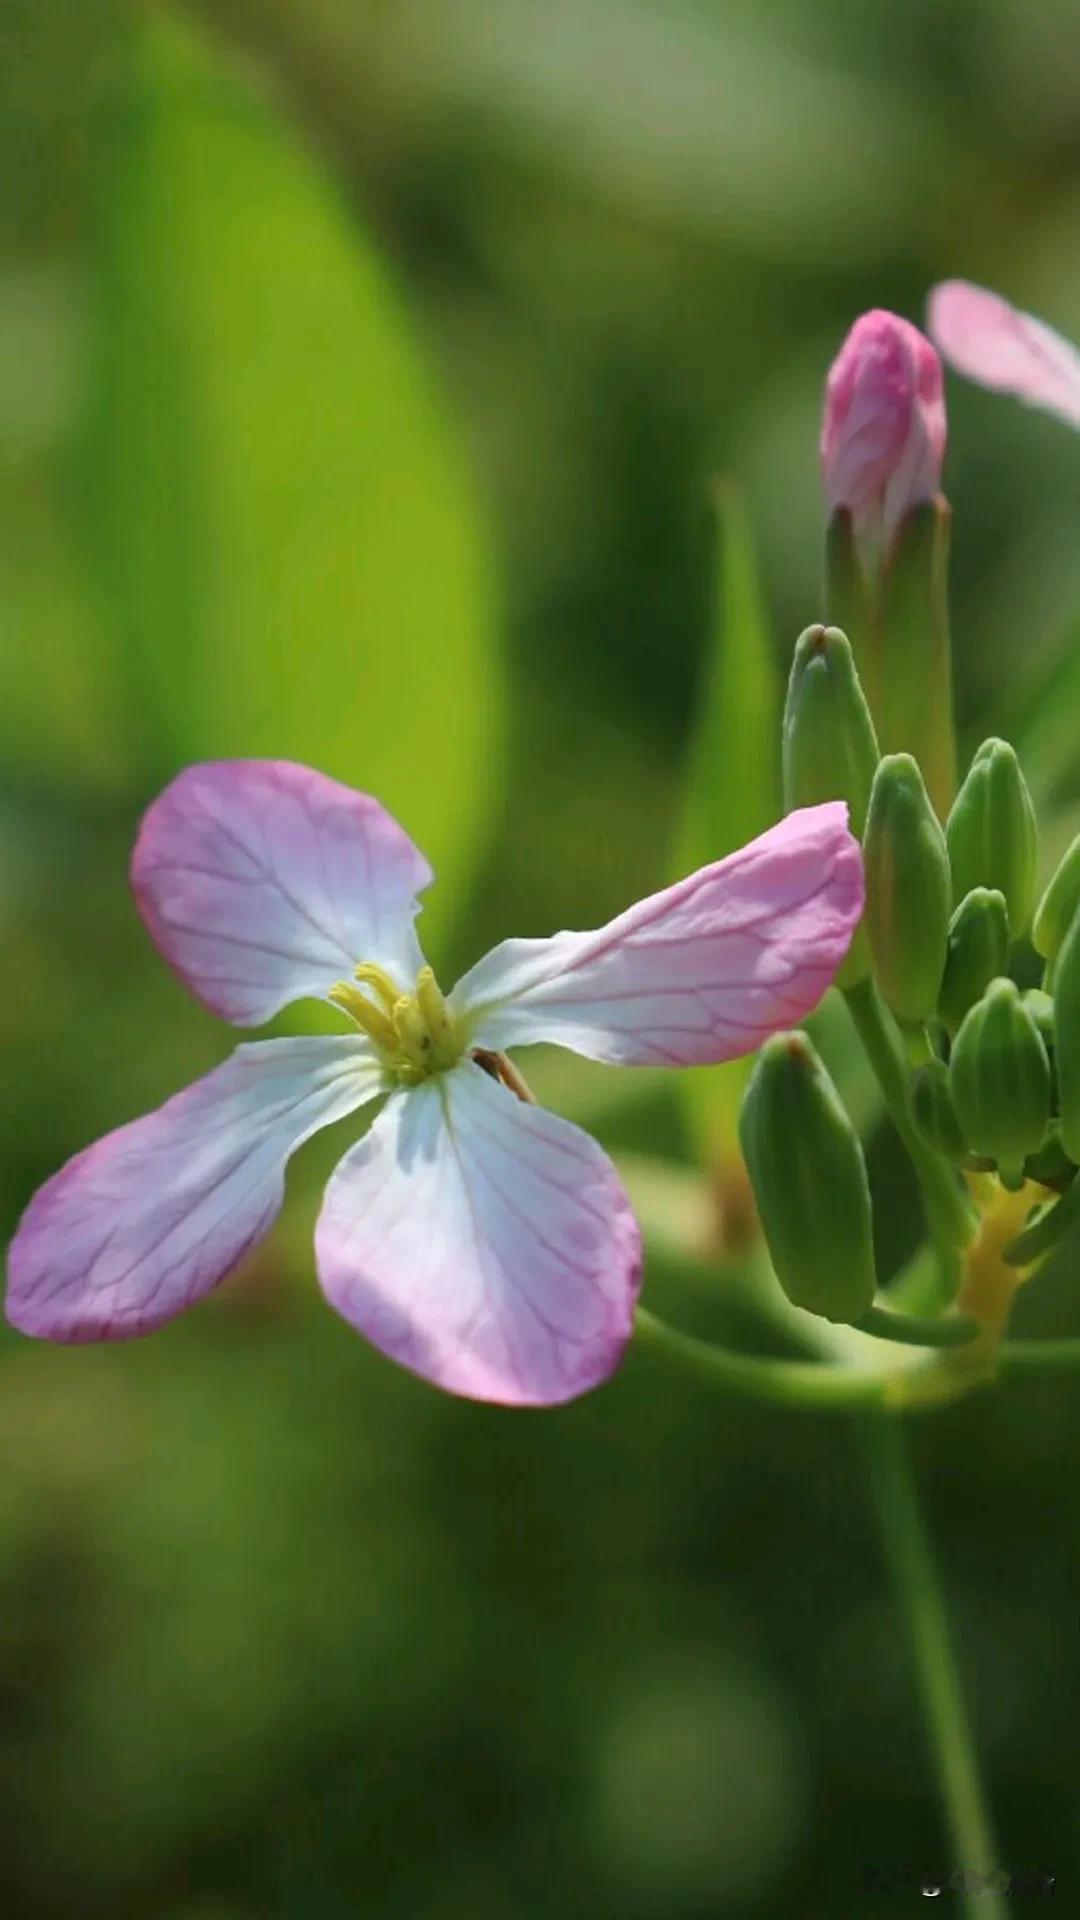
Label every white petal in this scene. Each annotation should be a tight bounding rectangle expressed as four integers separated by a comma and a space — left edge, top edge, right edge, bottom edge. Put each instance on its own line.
315, 1063, 641, 1405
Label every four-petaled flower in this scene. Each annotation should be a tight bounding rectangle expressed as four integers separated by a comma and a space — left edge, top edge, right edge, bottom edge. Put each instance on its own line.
5, 762, 863, 1405
928, 279, 1080, 432
821, 309, 947, 569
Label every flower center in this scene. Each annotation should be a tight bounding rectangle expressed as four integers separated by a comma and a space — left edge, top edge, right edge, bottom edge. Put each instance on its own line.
329, 963, 465, 1086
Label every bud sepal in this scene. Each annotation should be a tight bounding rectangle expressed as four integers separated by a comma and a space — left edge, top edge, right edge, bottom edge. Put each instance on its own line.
739, 1032, 876, 1324
946, 739, 1038, 937
1034, 831, 1080, 972
948, 977, 1052, 1185
863, 753, 951, 1025
782, 624, 878, 989
938, 887, 1010, 1036
782, 625, 879, 833
1051, 908, 1080, 1164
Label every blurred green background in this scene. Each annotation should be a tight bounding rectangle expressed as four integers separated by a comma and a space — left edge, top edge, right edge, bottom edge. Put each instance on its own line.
4, 3, 1080, 1914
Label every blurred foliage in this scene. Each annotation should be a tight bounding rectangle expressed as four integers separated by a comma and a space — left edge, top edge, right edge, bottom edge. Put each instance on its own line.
670, 484, 778, 1176
4, 1, 1080, 1915
8, 7, 501, 957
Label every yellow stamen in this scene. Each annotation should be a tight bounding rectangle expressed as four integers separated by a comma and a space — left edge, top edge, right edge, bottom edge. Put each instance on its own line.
393, 995, 431, 1057
354, 962, 402, 1012
416, 965, 450, 1037
327, 981, 397, 1051
330, 959, 466, 1085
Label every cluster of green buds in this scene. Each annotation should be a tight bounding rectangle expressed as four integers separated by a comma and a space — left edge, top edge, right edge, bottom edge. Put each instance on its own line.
713, 301, 1080, 1375
744, 610, 1080, 1333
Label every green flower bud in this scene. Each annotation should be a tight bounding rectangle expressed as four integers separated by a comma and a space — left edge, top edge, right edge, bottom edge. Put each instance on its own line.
739, 1031, 876, 1324
863, 753, 951, 1024
948, 978, 1051, 1185
782, 624, 877, 989
1022, 988, 1056, 1056
945, 739, 1038, 936
782, 625, 880, 833
1052, 911, 1080, 1163
1033, 832, 1080, 965
912, 1058, 968, 1163
937, 887, 1010, 1036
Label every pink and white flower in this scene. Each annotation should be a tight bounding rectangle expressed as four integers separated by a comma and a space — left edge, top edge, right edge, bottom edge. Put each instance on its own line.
821, 309, 947, 567
928, 280, 1080, 430
5, 761, 863, 1405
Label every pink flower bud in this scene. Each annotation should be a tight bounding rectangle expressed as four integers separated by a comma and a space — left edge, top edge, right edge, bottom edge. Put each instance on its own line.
821, 310, 946, 566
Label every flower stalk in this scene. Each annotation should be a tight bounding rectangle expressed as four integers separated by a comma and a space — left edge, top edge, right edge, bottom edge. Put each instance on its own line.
861, 1413, 1010, 1920
844, 975, 975, 1272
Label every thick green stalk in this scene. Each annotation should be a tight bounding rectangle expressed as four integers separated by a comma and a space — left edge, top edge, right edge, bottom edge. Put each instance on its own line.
854, 1304, 979, 1349
999, 1338, 1080, 1373
861, 1414, 1009, 1920
845, 977, 974, 1270
634, 1307, 889, 1410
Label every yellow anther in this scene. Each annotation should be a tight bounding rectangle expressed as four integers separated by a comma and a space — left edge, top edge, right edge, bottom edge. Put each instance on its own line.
327, 981, 362, 1019
392, 995, 431, 1060
353, 962, 402, 1012
332, 959, 465, 1084
415, 965, 451, 1037
328, 981, 397, 1051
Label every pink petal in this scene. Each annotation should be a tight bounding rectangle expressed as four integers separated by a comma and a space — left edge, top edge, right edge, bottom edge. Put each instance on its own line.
6, 1037, 383, 1342
132, 760, 433, 1025
315, 1063, 641, 1405
450, 803, 863, 1067
821, 309, 946, 554
928, 280, 1080, 429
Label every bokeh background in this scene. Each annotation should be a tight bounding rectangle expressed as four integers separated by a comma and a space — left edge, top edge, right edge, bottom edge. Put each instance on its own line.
4, 3, 1080, 1914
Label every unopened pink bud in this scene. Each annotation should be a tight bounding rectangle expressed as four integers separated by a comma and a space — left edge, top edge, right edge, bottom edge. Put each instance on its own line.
821, 310, 946, 567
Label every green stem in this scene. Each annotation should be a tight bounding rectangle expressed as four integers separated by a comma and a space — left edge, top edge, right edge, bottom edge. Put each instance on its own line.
845, 977, 974, 1267
903, 1021, 936, 1068
999, 1338, 1080, 1373
634, 1307, 890, 1410
861, 1414, 1009, 1920
855, 1303, 979, 1349
1001, 1175, 1080, 1267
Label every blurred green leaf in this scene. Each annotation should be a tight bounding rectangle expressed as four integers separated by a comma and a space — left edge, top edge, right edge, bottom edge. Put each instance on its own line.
1013, 613, 1080, 819
76, 9, 502, 956
672, 484, 778, 875
670, 481, 779, 1167
0, 469, 129, 793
